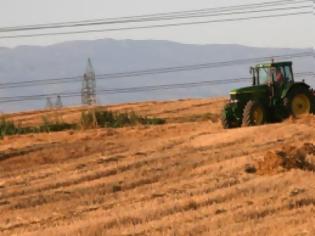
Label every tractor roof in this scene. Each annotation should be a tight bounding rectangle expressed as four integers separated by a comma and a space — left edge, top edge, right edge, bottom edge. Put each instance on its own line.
255, 61, 292, 68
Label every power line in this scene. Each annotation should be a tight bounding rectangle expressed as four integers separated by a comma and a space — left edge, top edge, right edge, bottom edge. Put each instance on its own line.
0, 77, 251, 104
0, 0, 310, 33
0, 51, 313, 90
295, 71, 315, 76
0, 12, 310, 39
0, 1, 299, 30
0, 8, 312, 39
1, 72, 315, 104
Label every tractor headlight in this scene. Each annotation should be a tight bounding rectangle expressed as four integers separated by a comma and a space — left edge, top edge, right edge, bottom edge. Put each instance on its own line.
229, 99, 239, 104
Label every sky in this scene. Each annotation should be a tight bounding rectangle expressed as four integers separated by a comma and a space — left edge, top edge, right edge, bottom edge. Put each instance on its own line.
0, 0, 314, 48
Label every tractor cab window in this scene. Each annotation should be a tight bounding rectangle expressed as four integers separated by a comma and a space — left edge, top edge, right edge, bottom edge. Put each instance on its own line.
274, 66, 285, 84
257, 67, 271, 85
274, 65, 292, 85
284, 65, 293, 82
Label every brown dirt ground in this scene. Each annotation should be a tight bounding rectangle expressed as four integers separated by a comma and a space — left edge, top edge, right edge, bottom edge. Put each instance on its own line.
1, 97, 315, 236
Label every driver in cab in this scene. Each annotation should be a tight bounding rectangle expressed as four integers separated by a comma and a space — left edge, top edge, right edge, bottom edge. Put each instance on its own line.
275, 68, 284, 84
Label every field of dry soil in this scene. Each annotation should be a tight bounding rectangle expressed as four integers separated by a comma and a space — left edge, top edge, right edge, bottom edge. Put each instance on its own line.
1, 97, 315, 236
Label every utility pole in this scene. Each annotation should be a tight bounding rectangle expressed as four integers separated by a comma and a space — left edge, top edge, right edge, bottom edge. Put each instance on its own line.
81, 58, 96, 105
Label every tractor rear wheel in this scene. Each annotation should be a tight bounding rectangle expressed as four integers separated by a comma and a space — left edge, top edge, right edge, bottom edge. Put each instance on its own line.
242, 100, 266, 127
284, 87, 314, 117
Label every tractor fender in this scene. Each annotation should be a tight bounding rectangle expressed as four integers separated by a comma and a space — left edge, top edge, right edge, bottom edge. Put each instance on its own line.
281, 82, 310, 99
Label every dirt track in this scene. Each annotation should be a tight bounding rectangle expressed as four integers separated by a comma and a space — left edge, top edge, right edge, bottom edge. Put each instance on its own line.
1, 98, 315, 236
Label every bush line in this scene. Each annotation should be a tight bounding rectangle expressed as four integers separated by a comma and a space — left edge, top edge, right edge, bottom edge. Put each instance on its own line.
0, 110, 165, 138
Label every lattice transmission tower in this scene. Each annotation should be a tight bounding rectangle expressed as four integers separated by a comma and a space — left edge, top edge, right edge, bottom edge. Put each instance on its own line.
46, 97, 53, 109
81, 58, 96, 105
55, 95, 63, 108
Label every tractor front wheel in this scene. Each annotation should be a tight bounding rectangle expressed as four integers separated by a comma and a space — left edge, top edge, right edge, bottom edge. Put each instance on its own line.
221, 105, 239, 129
221, 111, 234, 129
242, 100, 266, 127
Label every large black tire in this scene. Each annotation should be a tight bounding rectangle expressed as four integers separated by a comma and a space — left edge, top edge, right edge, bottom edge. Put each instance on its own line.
221, 111, 234, 129
242, 100, 266, 127
284, 86, 315, 118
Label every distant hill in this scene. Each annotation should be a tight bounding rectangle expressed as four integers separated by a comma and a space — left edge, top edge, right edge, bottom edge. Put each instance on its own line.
0, 39, 314, 112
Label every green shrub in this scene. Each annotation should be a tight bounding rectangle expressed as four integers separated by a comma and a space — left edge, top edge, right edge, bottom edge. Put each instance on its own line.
0, 116, 77, 139
39, 122, 77, 132
80, 109, 165, 129
140, 117, 166, 125
0, 118, 18, 137
40, 115, 78, 132
0, 109, 165, 138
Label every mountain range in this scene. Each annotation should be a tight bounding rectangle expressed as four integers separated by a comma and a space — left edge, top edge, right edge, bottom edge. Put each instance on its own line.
0, 39, 314, 112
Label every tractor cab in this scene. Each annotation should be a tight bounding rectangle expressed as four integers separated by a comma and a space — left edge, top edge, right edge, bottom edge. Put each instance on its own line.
251, 61, 294, 87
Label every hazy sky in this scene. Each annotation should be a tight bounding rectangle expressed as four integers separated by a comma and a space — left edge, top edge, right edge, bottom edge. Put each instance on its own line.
0, 0, 314, 48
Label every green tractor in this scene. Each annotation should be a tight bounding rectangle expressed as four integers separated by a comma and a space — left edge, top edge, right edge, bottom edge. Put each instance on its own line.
222, 61, 315, 128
